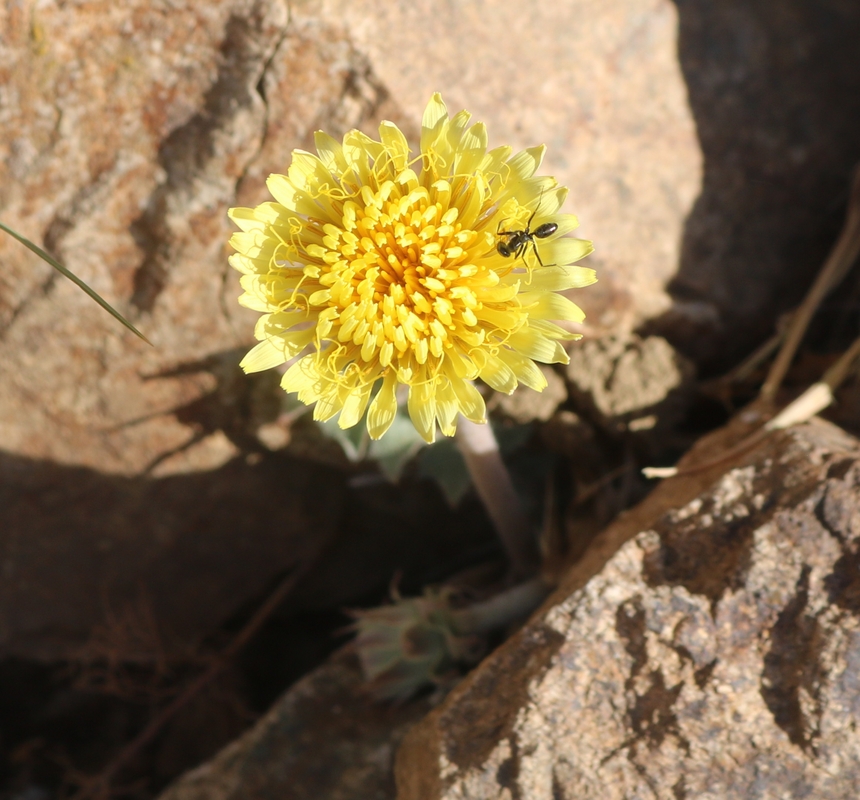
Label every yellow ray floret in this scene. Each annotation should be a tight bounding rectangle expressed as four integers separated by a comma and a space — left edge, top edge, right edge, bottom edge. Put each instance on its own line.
228, 93, 595, 443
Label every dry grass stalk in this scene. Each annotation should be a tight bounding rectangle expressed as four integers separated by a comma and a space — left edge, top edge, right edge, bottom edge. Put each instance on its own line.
760, 165, 860, 400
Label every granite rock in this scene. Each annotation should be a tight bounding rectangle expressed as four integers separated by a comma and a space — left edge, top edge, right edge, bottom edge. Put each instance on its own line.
0, 0, 699, 476
396, 417, 860, 799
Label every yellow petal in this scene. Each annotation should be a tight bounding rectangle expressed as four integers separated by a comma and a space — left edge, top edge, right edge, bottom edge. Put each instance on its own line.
288, 150, 329, 191
339, 382, 373, 429
520, 264, 597, 292
266, 174, 319, 217
230, 255, 257, 277
435, 378, 460, 437
367, 370, 398, 439
541, 237, 595, 267
314, 387, 344, 423
379, 121, 410, 173
498, 350, 547, 391
408, 380, 437, 443
520, 291, 586, 324
507, 145, 545, 182
535, 185, 567, 217
240, 339, 288, 373
445, 109, 473, 153
281, 356, 318, 393
479, 145, 512, 185
421, 92, 449, 153
228, 206, 266, 232
239, 291, 273, 313
477, 353, 517, 394
507, 328, 563, 363
547, 213, 580, 237
449, 375, 486, 423
454, 122, 488, 175
314, 130, 346, 174
529, 317, 579, 342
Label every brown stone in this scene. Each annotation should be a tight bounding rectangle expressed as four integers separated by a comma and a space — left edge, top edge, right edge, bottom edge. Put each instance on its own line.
4, 0, 860, 469
395, 416, 860, 798
0, 0, 290, 475
0, 446, 496, 661
156, 648, 433, 800
565, 333, 696, 443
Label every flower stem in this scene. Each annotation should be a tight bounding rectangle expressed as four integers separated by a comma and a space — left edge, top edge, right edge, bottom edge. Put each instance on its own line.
455, 418, 539, 577
450, 576, 549, 635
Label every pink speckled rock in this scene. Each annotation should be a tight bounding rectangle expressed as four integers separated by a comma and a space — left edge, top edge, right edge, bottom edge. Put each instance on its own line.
396, 418, 860, 799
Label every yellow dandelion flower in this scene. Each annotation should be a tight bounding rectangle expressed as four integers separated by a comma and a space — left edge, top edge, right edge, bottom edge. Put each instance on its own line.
228, 94, 596, 443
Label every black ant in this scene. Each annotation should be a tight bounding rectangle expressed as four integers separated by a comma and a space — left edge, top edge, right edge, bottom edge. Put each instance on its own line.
496, 202, 558, 268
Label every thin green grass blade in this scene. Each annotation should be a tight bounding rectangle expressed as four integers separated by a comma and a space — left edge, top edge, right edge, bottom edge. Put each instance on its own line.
0, 219, 153, 346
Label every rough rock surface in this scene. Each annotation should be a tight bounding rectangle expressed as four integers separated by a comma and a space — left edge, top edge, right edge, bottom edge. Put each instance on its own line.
0, 451, 338, 660
156, 649, 432, 800
565, 333, 696, 440
396, 417, 860, 799
0, 0, 698, 477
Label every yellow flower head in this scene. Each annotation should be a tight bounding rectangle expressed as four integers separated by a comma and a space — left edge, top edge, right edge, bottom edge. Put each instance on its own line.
228, 94, 595, 443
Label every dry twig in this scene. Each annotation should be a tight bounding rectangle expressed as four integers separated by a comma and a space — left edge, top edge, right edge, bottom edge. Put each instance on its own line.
70, 566, 306, 800
760, 166, 860, 400
645, 334, 860, 480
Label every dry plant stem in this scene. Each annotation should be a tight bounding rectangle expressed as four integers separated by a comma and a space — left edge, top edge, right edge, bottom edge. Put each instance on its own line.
761, 165, 860, 401
642, 429, 771, 480
456, 418, 539, 578
71, 567, 306, 800
573, 463, 632, 506
450, 576, 550, 635
729, 330, 783, 384
645, 334, 860, 481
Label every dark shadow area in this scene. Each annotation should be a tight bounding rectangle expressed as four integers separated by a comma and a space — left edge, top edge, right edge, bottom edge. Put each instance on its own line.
760, 565, 824, 754
0, 449, 495, 662
648, 1, 860, 373
0, 447, 496, 796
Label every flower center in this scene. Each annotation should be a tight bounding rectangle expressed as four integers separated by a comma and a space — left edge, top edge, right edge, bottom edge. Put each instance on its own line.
312, 180, 493, 369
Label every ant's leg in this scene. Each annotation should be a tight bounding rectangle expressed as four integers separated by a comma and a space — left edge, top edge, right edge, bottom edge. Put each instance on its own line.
527, 188, 545, 230
515, 240, 529, 265
530, 241, 557, 269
